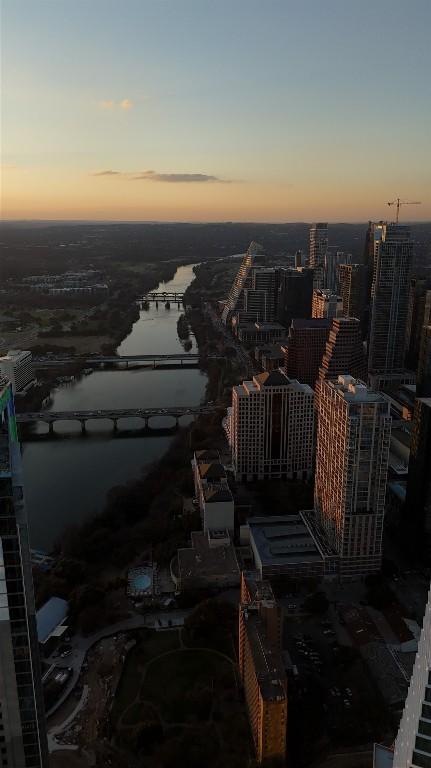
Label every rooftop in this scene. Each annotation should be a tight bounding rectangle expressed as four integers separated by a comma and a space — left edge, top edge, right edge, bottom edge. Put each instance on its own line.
248, 514, 325, 566
194, 449, 220, 462
36, 597, 68, 644
203, 485, 233, 503
177, 531, 240, 589
198, 462, 227, 481
242, 608, 286, 701
329, 375, 387, 403
290, 318, 330, 330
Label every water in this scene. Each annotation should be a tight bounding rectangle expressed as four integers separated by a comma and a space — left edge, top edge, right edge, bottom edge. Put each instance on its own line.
21, 264, 207, 550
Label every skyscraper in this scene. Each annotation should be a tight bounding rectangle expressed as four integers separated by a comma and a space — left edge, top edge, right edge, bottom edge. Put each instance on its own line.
283, 318, 330, 389
376, 581, 431, 767
222, 241, 262, 324
322, 249, 351, 293
368, 223, 413, 390
309, 222, 328, 289
312, 288, 339, 319
276, 267, 314, 328
417, 326, 431, 398
404, 398, 431, 551
315, 375, 391, 579
339, 263, 368, 332
239, 572, 287, 764
317, 318, 367, 392
405, 279, 431, 372
0, 378, 48, 767
231, 370, 314, 481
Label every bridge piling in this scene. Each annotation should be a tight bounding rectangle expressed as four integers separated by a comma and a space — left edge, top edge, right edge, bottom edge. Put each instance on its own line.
48, 422, 54, 435
112, 418, 118, 432
80, 420, 87, 435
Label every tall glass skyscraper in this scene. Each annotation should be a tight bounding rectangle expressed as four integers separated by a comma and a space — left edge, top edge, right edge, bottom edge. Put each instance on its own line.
0, 377, 48, 767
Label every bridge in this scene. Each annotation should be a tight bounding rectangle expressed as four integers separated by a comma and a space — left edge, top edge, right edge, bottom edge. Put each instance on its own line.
16, 405, 220, 434
33, 353, 213, 369
138, 291, 185, 305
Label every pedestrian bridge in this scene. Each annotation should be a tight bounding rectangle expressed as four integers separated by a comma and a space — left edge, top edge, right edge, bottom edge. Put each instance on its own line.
16, 404, 220, 434
33, 353, 216, 369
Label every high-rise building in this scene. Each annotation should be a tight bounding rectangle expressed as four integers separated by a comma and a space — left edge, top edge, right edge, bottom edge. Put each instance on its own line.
231, 370, 314, 482
0, 377, 48, 767
375, 581, 431, 767
222, 241, 262, 324
239, 266, 279, 323
317, 318, 367, 392
283, 318, 330, 388
339, 263, 368, 331
312, 288, 339, 319
404, 398, 431, 550
417, 326, 431, 398
368, 223, 413, 389
276, 267, 314, 328
309, 223, 328, 288
405, 279, 431, 371
315, 375, 391, 579
0, 351, 35, 395
323, 249, 351, 293
239, 572, 287, 764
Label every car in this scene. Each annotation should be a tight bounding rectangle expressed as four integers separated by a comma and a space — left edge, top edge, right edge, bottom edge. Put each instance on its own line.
60, 649, 72, 658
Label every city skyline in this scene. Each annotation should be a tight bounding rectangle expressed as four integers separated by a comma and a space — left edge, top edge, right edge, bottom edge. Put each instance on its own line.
2, 0, 430, 222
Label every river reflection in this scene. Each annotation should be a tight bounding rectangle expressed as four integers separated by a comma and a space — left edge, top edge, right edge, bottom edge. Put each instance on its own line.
21, 264, 206, 550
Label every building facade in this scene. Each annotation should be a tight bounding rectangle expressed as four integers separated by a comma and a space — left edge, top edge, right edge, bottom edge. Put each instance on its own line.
323, 249, 351, 293
417, 327, 431, 398
312, 289, 339, 319
222, 241, 261, 324
239, 572, 287, 764
231, 370, 314, 482
404, 398, 431, 550
0, 351, 35, 395
0, 378, 48, 767
317, 318, 368, 394
368, 223, 413, 388
405, 279, 431, 372
315, 376, 391, 579
283, 318, 330, 389
276, 267, 314, 328
339, 263, 368, 332
309, 222, 328, 289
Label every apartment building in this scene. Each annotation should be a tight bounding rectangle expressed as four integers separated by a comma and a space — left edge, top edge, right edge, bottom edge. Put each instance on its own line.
0, 351, 35, 395
283, 318, 330, 389
231, 370, 314, 481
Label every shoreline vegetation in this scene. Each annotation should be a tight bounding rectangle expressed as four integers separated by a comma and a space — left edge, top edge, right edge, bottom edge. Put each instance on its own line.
33, 258, 245, 634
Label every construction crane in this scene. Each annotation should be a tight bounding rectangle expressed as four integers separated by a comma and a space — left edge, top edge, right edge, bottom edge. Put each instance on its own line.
387, 198, 421, 224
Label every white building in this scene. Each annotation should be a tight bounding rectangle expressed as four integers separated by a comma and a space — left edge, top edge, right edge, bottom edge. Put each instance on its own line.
191, 450, 234, 533
0, 350, 35, 394
315, 375, 391, 579
374, 583, 431, 767
231, 370, 314, 482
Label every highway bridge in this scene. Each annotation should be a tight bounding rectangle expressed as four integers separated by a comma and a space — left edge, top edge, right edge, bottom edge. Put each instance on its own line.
16, 404, 220, 434
138, 291, 185, 304
33, 353, 217, 369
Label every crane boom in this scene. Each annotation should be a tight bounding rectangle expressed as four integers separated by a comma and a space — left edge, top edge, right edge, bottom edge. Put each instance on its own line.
387, 197, 422, 224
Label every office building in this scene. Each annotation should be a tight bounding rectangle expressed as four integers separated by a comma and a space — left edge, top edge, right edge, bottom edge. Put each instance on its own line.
374, 582, 431, 767
191, 450, 234, 533
405, 279, 431, 371
315, 375, 391, 579
404, 398, 431, 549
175, 530, 240, 592
317, 318, 367, 392
339, 263, 368, 331
239, 572, 287, 764
276, 267, 313, 328
222, 241, 262, 324
231, 370, 314, 482
368, 223, 413, 389
0, 377, 48, 767
323, 249, 351, 293
312, 289, 339, 319
309, 223, 328, 288
417, 326, 431, 398
283, 318, 330, 388
0, 351, 35, 395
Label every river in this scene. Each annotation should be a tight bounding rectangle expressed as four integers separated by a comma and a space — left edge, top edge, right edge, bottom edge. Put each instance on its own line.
21, 263, 207, 551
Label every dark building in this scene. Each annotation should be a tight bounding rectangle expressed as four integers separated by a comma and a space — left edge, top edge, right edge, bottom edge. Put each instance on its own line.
404, 398, 431, 550
276, 267, 313, 328
338, 263, 368, 333
283, 318, 330, 388
417, 326, 431, 398
405, 278, 431, 371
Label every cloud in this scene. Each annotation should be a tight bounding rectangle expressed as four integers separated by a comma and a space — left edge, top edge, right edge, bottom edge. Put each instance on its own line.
131, 170, 223, 183
92, 170, 121, 176
92, 169, 227, 183
98, 99, 133, 110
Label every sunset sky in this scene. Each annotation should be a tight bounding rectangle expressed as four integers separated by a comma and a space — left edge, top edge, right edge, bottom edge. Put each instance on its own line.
1, 0, 430, 222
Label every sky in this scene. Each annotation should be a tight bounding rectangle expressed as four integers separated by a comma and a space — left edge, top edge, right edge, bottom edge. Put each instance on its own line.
1, 0, 430, 222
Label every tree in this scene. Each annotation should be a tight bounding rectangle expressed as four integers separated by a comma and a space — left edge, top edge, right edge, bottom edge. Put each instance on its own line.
303, 591, 329, 615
